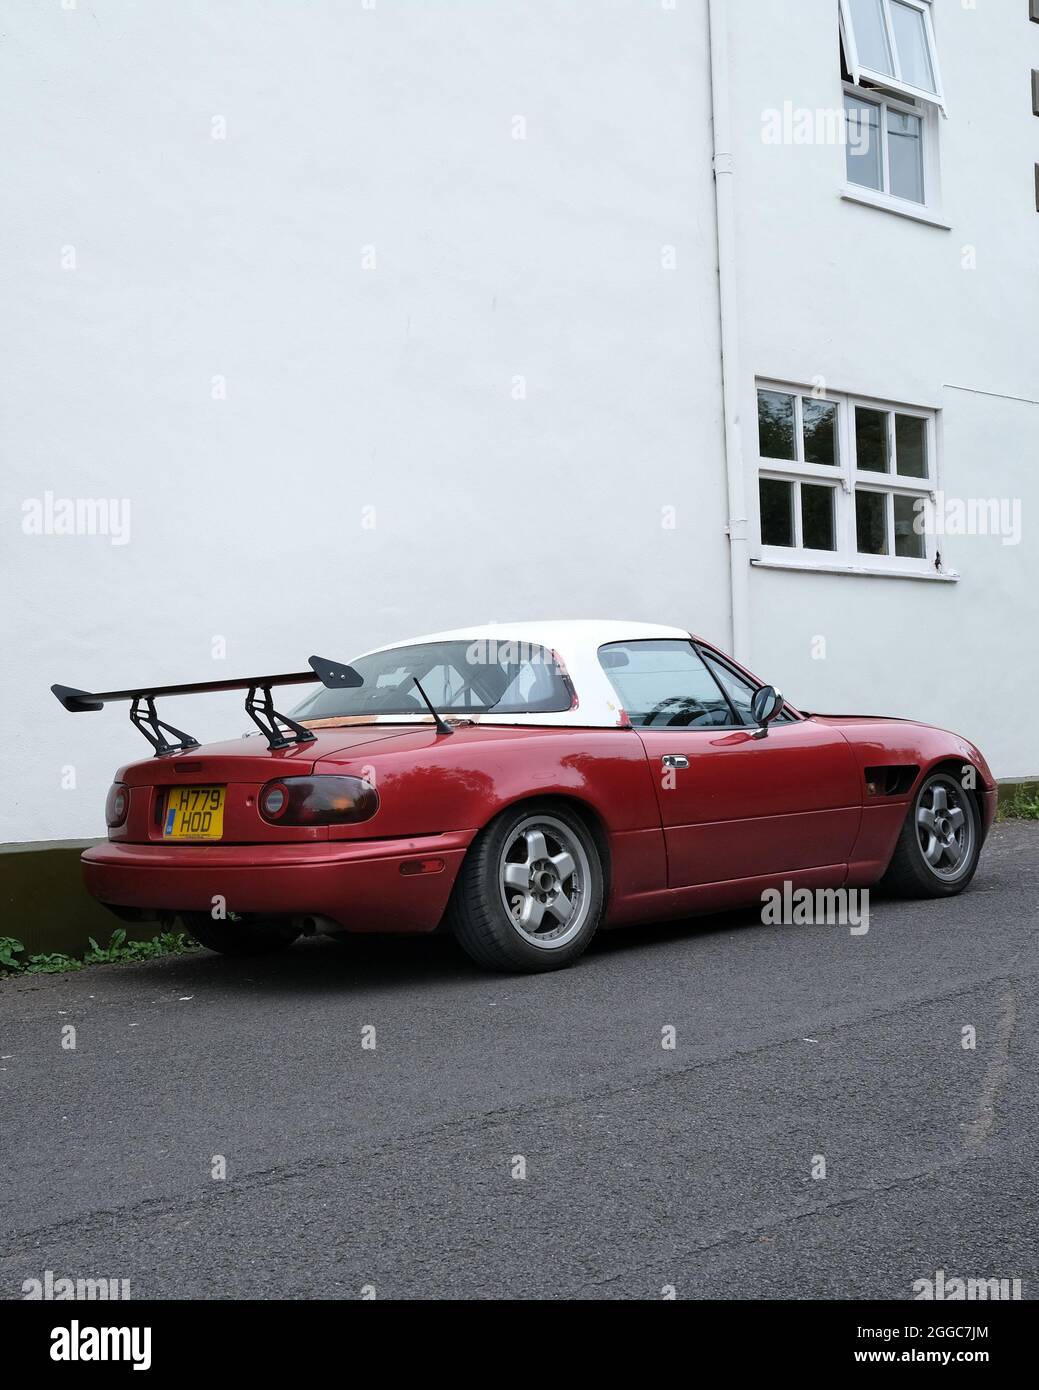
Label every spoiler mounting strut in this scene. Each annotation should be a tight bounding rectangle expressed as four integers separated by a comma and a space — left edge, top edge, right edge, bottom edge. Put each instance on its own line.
130, 696, 201, 757
245, 684, 316, 751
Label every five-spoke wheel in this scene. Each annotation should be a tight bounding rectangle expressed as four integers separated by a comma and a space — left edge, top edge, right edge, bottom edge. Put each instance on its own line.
448, 802, 604, 972
498, 816, 592, 950
882, 769, 982, 898
914, 775, 976, 883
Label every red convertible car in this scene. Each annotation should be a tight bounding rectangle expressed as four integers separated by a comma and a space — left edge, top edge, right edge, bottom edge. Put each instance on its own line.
53, 621, 997, 973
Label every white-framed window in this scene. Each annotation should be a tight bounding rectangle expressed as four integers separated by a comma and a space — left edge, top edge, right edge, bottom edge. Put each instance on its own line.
844, 84, 930, 205
755, 381, 940, 576
839, 0, 946, 112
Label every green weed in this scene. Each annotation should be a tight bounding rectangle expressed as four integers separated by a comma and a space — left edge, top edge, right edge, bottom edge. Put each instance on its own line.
0, 929, 197, 978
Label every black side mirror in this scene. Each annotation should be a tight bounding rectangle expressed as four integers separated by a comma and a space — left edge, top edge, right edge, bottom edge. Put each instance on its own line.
750, 685, 783, 738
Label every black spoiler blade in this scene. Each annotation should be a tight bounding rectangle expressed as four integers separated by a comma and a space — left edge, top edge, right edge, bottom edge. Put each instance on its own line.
51, 685, 105, 713
50, 671, 322, 756
50, 672, 317, 712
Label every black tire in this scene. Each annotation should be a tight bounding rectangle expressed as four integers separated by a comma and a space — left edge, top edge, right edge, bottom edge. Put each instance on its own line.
182, 912, 300, 957
447, 801, 605, 973
881, 770, 982, 899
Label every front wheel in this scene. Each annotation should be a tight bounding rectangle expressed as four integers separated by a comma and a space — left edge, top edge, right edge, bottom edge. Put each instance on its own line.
447, 803, 605, 972
881, 771, 981, 898
182, 912, 300, 956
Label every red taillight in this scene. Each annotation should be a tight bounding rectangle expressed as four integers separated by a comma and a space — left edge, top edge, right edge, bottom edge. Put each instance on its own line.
257, 775, 379, 826
105, 783, 129, 828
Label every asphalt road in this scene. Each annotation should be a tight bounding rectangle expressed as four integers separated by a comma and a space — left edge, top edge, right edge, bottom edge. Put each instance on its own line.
1, 822, 1036, 1301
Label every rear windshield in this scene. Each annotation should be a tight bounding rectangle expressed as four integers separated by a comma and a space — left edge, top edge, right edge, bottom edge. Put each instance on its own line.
291, 640, 573, 721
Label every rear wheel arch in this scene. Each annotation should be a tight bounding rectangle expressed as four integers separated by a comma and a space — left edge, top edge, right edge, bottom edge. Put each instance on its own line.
446, 795, 610, 971
475, 793, 612, 899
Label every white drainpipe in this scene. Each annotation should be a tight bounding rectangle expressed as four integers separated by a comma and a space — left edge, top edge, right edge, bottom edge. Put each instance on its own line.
708, 0, 751, 663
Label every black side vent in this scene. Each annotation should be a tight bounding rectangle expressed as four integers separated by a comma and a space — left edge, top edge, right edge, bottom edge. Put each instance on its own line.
865, 765, 920, 797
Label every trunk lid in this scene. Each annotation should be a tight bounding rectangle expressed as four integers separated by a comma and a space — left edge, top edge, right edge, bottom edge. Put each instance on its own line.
115, 725, 420, 786
111, 725, 433, 845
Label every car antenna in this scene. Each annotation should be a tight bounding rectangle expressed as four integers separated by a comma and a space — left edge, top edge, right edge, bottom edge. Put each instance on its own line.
412, 677, 454, 736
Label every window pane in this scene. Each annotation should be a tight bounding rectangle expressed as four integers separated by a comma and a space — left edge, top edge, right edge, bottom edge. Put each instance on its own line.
757, 390, 796, 460
856, 407, 890, 472
801, 485, 837, 551
598, 641, 738, 729
890, 0, 936, 93
887, 109, 924, 203
856, 490, 889, 555
290, 640, 573, 719
759, 478, 795, 547
849, 0, 895, 74
844, 95, 882, 191
895, 413, 927, 477
894, 494, 926, 558
700, 651, 756, 726
802, 398, 839, 466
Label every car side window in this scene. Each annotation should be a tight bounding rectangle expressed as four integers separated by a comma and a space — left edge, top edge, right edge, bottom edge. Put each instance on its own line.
698, 647, 797, 725
598, 641, 740, 729
698, 650, 755, 725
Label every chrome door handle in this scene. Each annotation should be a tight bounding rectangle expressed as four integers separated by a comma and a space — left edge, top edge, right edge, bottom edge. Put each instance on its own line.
661, 755, 689, 770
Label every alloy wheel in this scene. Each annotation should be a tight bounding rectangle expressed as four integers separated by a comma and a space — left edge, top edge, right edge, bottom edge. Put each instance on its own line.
497, 815, 591, 950
916, 775, 976, 883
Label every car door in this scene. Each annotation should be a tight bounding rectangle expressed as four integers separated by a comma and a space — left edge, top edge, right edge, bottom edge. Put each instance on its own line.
598, 639, 862, 888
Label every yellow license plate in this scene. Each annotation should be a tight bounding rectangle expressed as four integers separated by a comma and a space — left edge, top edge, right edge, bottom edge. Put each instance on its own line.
163, 786, 225, 840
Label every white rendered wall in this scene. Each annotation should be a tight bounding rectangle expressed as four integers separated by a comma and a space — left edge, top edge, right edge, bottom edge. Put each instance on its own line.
3, 0, 1034, 851
726, 0, 1039, 776
1, 0, 728, 842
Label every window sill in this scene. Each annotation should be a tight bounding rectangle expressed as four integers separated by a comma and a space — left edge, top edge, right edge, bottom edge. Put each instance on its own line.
751, 558, 960, 582
839, 186, 951, 230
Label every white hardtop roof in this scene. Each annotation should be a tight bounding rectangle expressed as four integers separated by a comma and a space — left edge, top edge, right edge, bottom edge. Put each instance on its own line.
356, 620, 695, 729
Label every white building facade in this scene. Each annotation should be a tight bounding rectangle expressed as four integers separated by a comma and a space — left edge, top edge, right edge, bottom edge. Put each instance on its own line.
2, 0, 1037, 849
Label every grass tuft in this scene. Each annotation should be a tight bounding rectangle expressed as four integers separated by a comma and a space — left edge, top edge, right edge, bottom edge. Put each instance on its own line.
997, 790, 1039, 823
0, 929, 198, 978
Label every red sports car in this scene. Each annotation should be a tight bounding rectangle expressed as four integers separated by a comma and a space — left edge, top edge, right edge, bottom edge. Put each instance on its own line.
53, 621, 997, 973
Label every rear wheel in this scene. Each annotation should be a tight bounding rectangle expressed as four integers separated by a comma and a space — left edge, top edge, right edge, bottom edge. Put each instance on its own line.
881, 771, 981, 898
182, 912, 299, 956
447, 803, 605, 972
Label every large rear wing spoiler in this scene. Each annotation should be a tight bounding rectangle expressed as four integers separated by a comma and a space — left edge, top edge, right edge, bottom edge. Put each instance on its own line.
51, 656, 361, 756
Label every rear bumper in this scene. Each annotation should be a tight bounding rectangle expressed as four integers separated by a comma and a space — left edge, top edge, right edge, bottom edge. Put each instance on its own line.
82, 832, 475, 934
